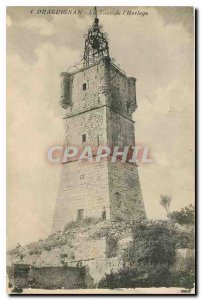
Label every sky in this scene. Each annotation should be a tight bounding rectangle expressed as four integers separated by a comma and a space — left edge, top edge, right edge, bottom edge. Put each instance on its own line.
7, 6, 195, 249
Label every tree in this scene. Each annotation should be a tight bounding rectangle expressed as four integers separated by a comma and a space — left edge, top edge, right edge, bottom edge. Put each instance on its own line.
160, 195, 171, 216
98, 221, 178, 289
98, 221, 195, 289
123, 221, 176, 274
169, 205, 195, 225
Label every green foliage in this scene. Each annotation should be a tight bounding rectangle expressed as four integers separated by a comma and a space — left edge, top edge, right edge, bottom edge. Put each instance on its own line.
98, 220, 195, 289
28, 248, 41, 256
123, 221, 176, 273
63, 217, 100, 233
98, 269, 137, 289
170, 205, 195, 225
174, 229, 195, 249
11, 286, 23, 293
105, 235, 118, 258
60, 253, 68, 259
82, 217, 100, 226
61, 260, 68, 267
98, 269, 195, 289
63, 221, 79, 232
42, 245, 52, 251
16, 243, 21, 248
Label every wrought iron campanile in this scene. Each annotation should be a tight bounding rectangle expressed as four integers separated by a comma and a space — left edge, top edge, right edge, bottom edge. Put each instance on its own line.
84, 7, 109, 66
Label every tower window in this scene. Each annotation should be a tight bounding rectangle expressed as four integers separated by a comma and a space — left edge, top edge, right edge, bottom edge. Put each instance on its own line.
77, 209, 84, 222
82, 83, 87, 90
82, 134, 86, 143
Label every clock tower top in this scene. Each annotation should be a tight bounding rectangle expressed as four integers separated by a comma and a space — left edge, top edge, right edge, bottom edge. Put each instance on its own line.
83, 7, 110, 67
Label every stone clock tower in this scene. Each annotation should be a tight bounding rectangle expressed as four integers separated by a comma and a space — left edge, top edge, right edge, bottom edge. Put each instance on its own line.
52, 12, 146, 232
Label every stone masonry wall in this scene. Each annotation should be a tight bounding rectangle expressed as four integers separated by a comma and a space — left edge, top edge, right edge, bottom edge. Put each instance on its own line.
61, 58, 136, 119
108, 159, 146, 221
62, 59, 109, 118
53, 57, 145, 232
106, 107, 135, 147
52, 159, 110, 232
109, 63, 137, 117
8, 265, 86, 290
52, 104, 109, 232
64, 106, 107, 147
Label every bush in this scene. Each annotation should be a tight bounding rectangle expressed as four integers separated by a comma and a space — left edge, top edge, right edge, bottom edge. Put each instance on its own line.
63, 217, 100, 232
11, 286, 23, 294
98, 269, 137, 289
106, 236, 118, 258
63, 221, 79, 232
60, 253, 68, 259
124, 221, 176, 273
42, 245, 52, 251
28, 248, 41, 256
170, 205, 195, 225
97, 269, 195, 289
98, 220, 195, 289
174, 229, 195, 249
